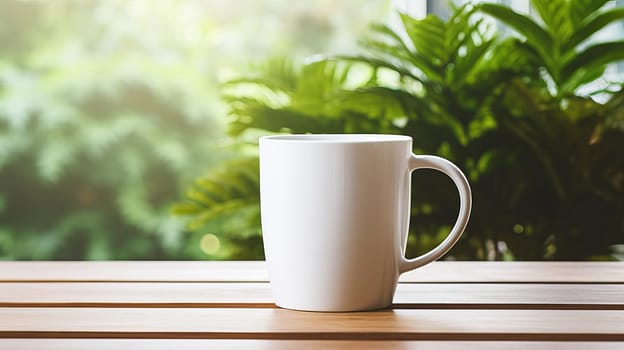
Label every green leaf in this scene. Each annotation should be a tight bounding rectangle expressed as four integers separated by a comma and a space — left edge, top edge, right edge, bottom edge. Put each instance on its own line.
479, 4, 553, 49
187, 199, 257, 230
446, 12, 484, 58
568, 0, 610, 25
170, 202, 203, 215
223, 58, 298, 93
175, 157, 260, 233
185, 188, 217, 207
531, 0, 573, 40
361, 23, 444, 80
452, 37, 495, 86
558, 64, 606, 96
338, 86, 425, 122
336, 55, 425, 84
229, 106, 338, 136
561, 41, 624, 82
563, 7, 624, 52
400, 13, 447, 66
368, 23, 415, 58
479, 3, 557, 80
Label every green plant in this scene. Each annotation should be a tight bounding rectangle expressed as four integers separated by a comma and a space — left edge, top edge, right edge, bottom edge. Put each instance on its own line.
480, 0, 624, 96
473, 0, 624, 259
172, 59, 399, 258
0, 0, 393, 260
0, 1, 224, 259
173, 157, 264, 260
177, 1, 624, 260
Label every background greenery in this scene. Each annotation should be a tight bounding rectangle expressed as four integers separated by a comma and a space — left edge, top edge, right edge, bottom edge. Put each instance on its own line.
176, 0, 624, 261
0, 0, 391, 259
1, 0, 622, 261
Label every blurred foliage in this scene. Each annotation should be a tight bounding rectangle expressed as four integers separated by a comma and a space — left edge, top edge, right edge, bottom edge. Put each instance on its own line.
177, 0, 624, 260
174, 157, 263, 259
0, 0, 391, 259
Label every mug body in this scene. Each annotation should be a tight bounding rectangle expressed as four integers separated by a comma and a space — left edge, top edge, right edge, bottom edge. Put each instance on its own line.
259, 134, 412, 311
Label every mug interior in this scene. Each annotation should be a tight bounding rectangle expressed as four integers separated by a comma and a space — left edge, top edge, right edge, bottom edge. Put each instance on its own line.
261, 134, 411, 143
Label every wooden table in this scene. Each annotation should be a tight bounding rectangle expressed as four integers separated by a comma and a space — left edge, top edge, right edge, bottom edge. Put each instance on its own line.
0, 261, 622, 349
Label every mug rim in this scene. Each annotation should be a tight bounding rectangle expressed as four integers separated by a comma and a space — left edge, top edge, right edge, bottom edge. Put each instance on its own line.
260, 134, 411, 143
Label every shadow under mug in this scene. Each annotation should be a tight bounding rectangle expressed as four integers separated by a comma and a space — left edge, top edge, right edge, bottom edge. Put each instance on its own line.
259, 134, 472, 312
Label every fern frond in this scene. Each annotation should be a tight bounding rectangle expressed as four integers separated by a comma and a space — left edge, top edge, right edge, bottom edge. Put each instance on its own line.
174, 157, 260, 233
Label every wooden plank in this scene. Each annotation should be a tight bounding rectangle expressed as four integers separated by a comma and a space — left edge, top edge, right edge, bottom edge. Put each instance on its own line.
0, 308, 622, 340
1, 262, 622, 283
0, 282, 271, 308
401, 262, 624, 283
0, 261, 267, 282
1, 339, 623, 350
393, 283, 624, 309
0, 283, 622, 309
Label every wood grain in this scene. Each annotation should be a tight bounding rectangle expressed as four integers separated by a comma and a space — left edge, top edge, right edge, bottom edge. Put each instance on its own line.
0, 282, 622, 309
1, 339, 623, 350
0, 261, 267, 282
1, 262, 622, 283
1, 262, 621, 345
1, 308, 622, 340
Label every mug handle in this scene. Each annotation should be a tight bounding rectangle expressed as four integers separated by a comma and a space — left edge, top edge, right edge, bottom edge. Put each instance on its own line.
399, 155, 472, 273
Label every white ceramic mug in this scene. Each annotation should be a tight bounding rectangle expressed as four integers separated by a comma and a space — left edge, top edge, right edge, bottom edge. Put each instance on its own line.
259, 134, 471, 312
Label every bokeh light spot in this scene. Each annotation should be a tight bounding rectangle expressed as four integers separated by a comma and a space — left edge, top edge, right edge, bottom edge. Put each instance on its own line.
200, 234, 220, 255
